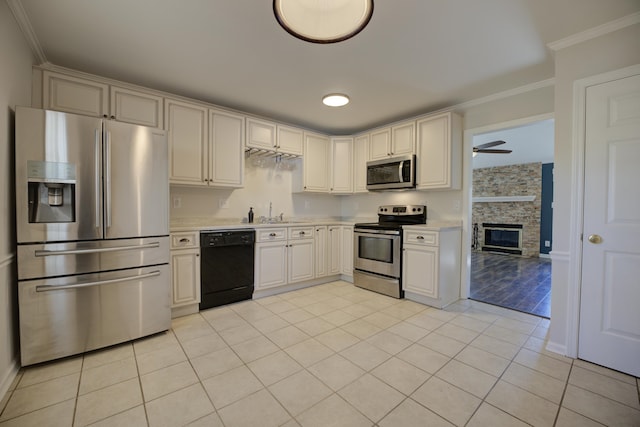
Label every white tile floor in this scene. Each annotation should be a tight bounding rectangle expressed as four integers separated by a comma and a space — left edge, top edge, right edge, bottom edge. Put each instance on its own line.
1, 281, 639, 427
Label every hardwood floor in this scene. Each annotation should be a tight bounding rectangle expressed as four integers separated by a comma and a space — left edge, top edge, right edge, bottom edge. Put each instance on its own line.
470, 251, 551, 318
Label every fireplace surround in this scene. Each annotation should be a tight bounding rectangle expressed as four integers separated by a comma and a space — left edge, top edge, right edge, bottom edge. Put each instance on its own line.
482, 223, 523, 255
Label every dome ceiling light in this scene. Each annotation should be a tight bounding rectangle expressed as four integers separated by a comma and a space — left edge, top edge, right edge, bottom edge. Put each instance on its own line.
322, 94, 350, 107
273, 0, 374, 44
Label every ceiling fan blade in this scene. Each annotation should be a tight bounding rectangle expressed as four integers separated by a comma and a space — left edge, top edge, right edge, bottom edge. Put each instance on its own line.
474, 140, 506, 150
474, 149, 512, 154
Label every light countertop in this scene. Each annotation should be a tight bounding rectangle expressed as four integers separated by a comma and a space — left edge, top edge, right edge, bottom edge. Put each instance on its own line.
170, 217, 461, 232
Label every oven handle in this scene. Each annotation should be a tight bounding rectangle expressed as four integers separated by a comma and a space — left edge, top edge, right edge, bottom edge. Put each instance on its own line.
354, 229, 400, 237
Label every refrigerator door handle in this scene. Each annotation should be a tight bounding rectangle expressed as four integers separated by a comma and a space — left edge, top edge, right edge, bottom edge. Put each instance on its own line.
35, 270, 161, 292
95, 129, 101, 229
105, 130, 112, 228
34, 242, 161, 257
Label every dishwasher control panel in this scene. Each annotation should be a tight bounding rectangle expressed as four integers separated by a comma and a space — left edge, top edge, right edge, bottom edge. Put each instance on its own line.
200, 230, 255, 247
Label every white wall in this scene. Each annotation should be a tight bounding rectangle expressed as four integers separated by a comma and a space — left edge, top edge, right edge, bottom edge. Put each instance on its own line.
170, 160, 342, 221
548, 23, 640, 353
0, 2, 36, 398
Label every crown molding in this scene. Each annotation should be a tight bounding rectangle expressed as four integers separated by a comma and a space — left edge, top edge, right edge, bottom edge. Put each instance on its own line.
547, 11, 640, 52
452, 78, 555, 112
6, 0, 47, 64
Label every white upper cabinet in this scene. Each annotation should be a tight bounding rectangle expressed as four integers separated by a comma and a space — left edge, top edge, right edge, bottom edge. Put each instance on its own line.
209, 109, 245, 187
391, 121, 416, 156
110, 86, 164, 129
369, 127, 391, 160
246, 118, 303, 156
416, 112, 462, 190
369, 120, 415, 160
294, 132, 330, 192
330, 137, 353, 194
166, 98, 208, 186
246, 118, 276, 150
353, 134, 369, 193
42, 71, 163, 128
277, 125, 304, 156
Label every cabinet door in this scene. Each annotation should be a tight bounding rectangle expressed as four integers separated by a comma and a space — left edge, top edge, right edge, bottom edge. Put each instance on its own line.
353, 134, 369, 193
328, 226, 342, 275
369, 128, 391, 160
43, 71, 108, 118
288, 240, 315, 283
246, 118, 276, 150
209, 109, 244, 187
315, 226, 327, 278
277, 125, 304, 156
165, 99, 209, 186
171, 249, 200, 306
416, 112, 461, 190
331, 137, 353, 193
255, 241, 287, 289
110, 86, 164, 129
303, 133, 330, 192
402, 245, 438, 298
391, 121, 415, 156
341, 226, 354, 275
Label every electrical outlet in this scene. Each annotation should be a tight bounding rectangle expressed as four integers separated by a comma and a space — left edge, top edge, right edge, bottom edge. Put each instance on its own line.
172, 197, 181, 209
219, 199, 229, 209
545, 240, 551, 247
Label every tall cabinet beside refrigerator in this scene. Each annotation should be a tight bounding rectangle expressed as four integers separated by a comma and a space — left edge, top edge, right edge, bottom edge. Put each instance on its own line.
15, 107, 171, 366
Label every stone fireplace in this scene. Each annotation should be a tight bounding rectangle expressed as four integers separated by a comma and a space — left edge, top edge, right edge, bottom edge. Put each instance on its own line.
472, 163, 542, 257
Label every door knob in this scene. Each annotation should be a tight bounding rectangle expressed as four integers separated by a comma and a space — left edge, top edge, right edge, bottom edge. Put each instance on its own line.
588, 234, 602, 244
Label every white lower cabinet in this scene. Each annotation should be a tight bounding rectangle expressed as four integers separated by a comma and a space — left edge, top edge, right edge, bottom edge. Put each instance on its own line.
341, 226, 354, 276
170, 232, 200, 309
315, 226, 328, 278
402, 226, 461, 308
328, 226, 342, 275
288, 239, 315, 283
255, 227, 314, 290
255, 240, 288, 289
255, 228, 288, 290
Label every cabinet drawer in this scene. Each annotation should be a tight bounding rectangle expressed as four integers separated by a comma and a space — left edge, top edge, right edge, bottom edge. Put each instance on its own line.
288, 226, 314, 240
257, 228, 287, 242
171, 231, 199, 249
404, 230, 438, 246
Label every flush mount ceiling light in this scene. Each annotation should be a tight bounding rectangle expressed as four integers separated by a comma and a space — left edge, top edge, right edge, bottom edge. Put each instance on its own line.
322, 94, 350, 107
273, 0, 374, 44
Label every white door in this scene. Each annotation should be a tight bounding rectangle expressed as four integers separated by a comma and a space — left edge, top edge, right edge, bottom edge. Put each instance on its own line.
578, 72, 640, 377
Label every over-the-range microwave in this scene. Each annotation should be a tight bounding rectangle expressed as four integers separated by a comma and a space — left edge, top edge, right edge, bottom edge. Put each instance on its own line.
366, 154, 416, 190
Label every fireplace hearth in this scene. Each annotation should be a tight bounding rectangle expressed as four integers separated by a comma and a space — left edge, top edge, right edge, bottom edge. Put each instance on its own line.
482, 223, 523, 255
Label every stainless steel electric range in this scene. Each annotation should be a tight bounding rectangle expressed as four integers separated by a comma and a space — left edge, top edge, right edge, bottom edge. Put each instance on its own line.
353, 205, 427, 298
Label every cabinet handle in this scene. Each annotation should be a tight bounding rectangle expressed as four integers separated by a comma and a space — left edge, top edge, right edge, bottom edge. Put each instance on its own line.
416, 236, 424, 240
103, 114, 108, 118
110, 115, 115, 120
300, 231, 305, 235
179, 238, 190, 243
269, 233, 276, 237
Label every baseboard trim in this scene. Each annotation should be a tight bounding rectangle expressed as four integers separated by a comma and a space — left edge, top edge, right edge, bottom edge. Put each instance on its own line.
0, 359, 20, 402
545, 341, 568, 357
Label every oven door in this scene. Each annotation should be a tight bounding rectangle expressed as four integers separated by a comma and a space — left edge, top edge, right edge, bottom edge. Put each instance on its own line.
354, 228, 401, 278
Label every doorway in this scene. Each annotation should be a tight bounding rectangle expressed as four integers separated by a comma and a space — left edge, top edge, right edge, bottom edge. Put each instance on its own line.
467, 119, 555, 317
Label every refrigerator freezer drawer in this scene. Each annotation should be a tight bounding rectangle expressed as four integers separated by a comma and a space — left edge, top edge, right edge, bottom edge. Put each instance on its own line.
19, 264, 171, 366
17, 236, 169, 280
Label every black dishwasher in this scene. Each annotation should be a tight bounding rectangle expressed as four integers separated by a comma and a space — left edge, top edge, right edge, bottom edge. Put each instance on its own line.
200, 229, 255, 310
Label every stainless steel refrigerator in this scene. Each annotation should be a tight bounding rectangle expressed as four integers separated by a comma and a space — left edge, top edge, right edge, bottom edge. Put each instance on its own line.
15, 107, 171, 366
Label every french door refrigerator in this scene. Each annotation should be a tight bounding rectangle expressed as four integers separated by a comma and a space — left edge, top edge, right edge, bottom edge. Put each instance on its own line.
15, 107, 170, 366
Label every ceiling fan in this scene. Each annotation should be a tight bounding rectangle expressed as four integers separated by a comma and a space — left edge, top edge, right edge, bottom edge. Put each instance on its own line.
473, 140, 512, 155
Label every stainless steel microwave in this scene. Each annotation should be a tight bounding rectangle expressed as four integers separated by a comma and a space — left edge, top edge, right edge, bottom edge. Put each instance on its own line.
366, 155, 416, 190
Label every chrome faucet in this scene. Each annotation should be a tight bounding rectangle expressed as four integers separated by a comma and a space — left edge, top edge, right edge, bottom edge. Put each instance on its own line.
279, 212, 284, 222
